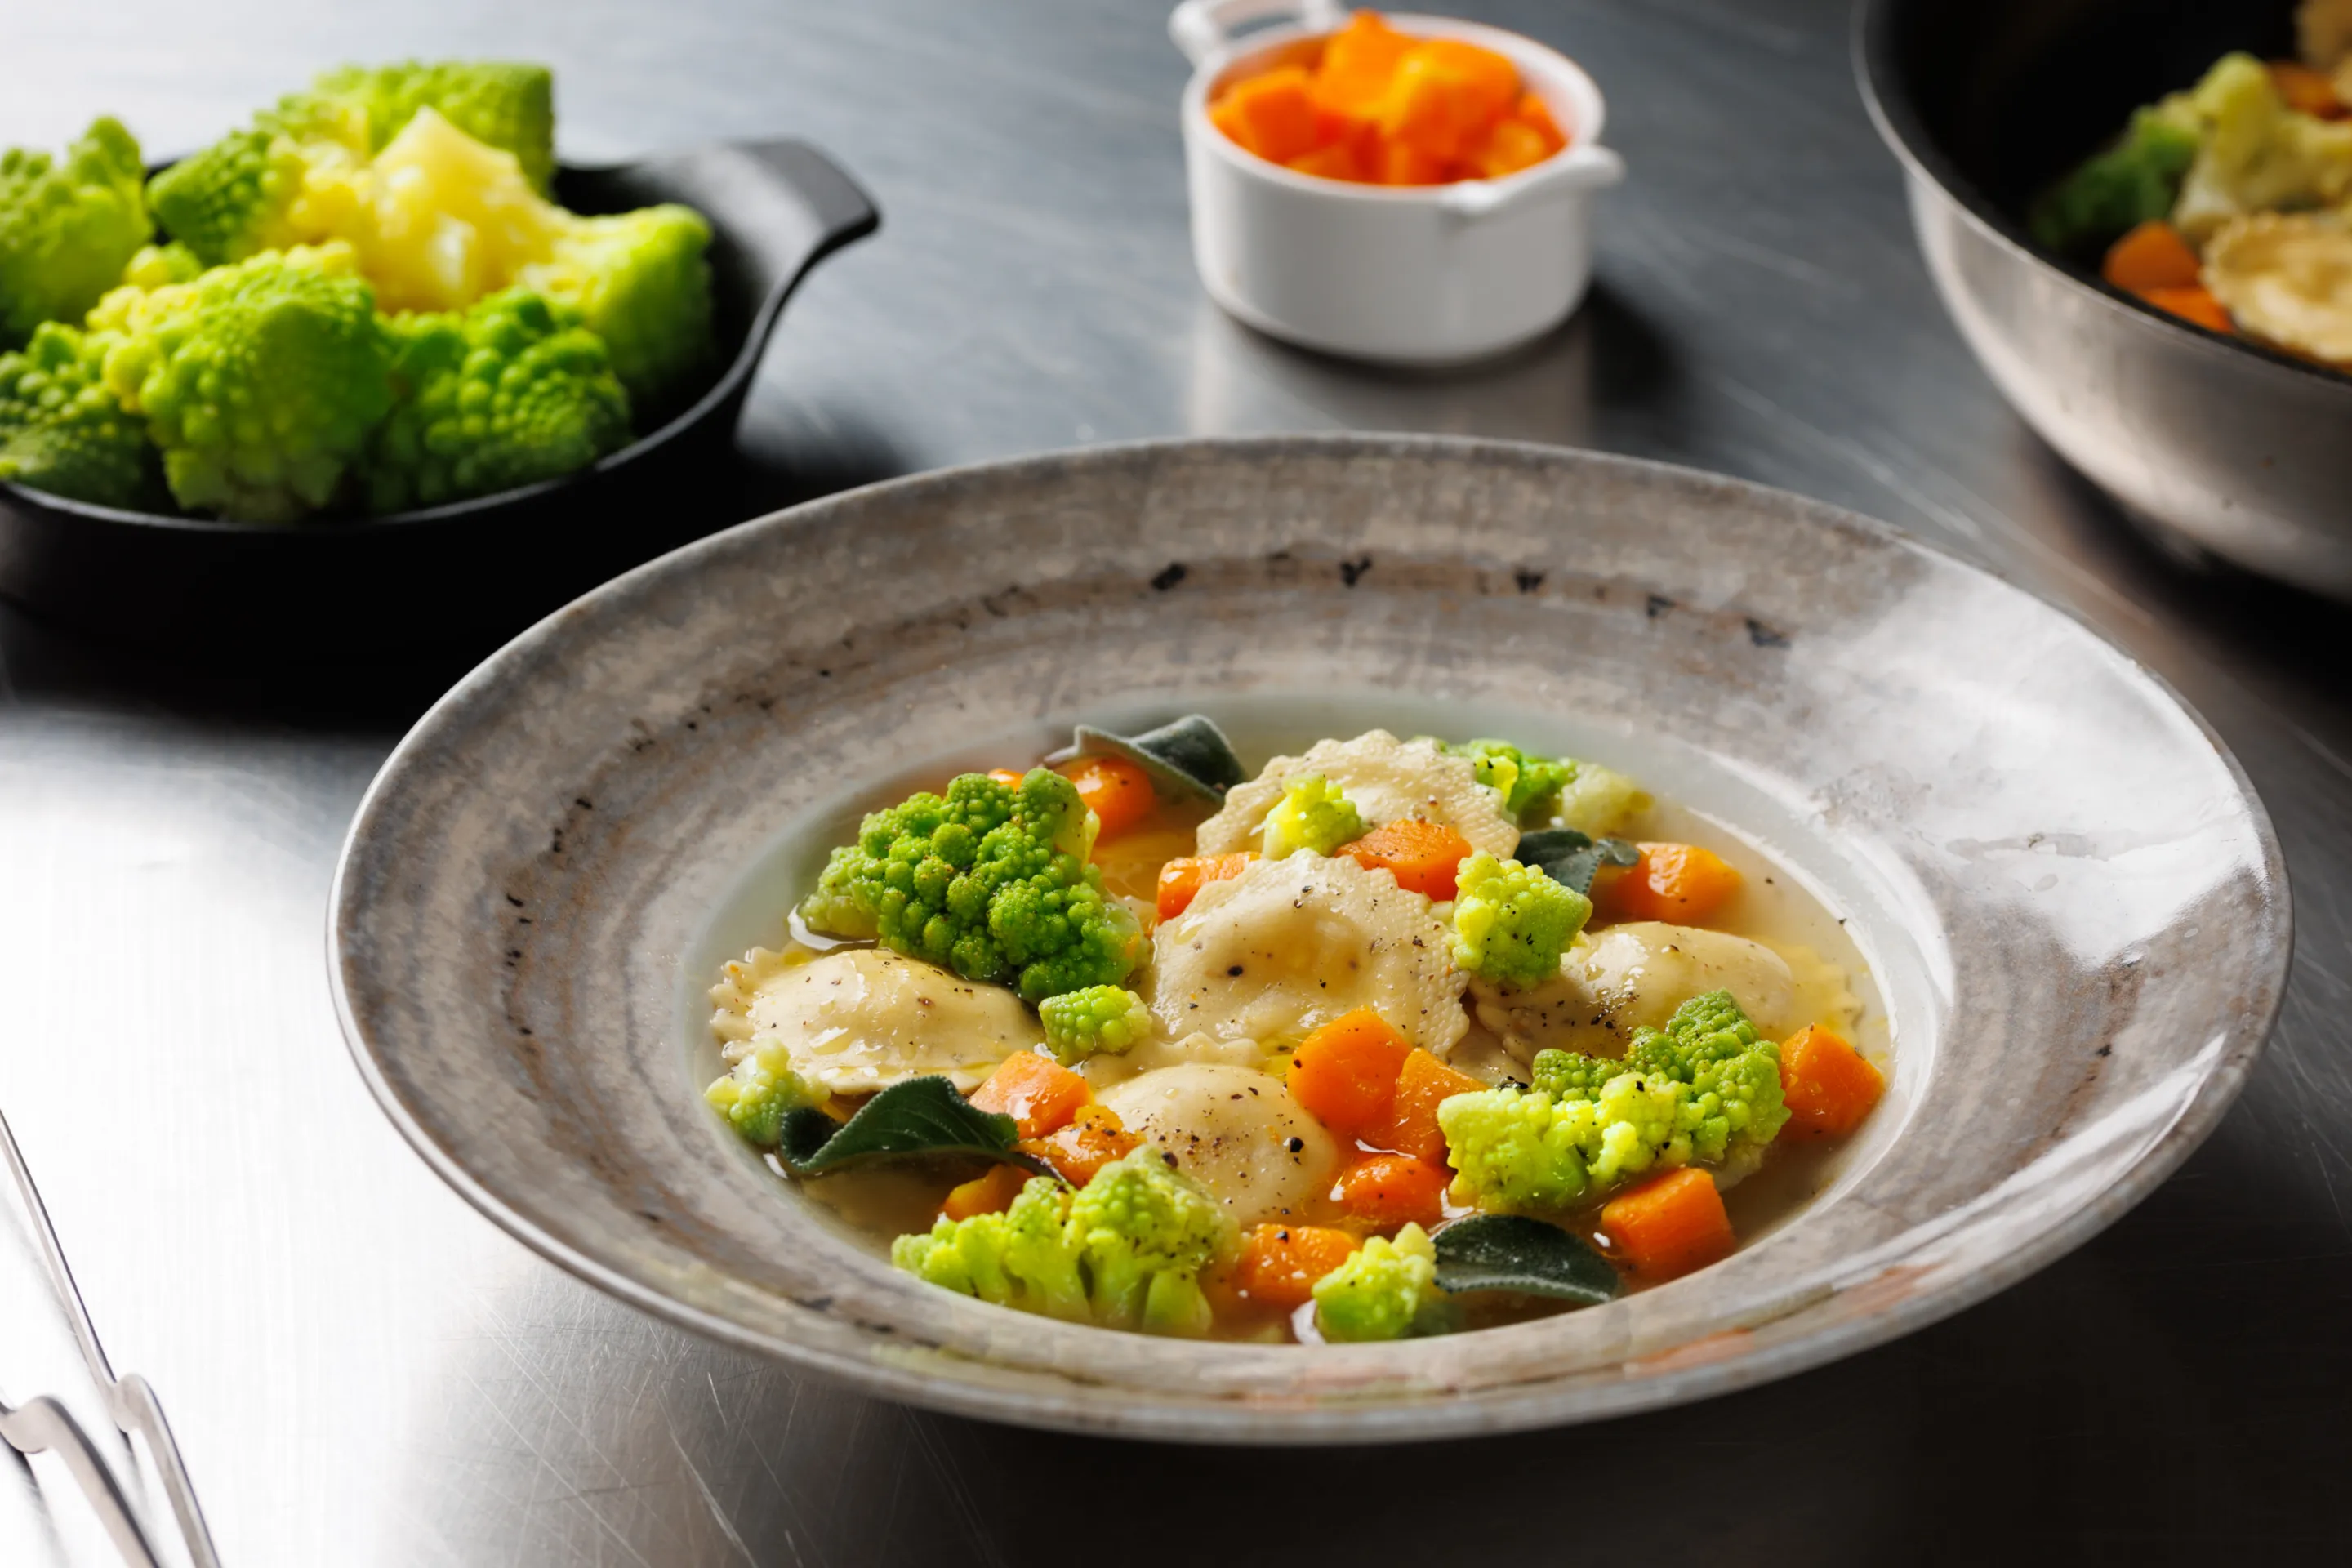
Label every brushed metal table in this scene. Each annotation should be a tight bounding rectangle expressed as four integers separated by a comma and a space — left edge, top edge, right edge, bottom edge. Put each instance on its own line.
3, 0, 2343, 1560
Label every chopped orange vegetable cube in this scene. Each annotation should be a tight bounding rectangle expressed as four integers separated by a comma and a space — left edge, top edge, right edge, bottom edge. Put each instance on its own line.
940, 1163, 1028, 1222
1779, 1025, 1885, 1140
1285, 141, 1369, 182
2136, 284, 2234, 334
1209, 65, 1330, 163
1366, 1048, 1486, 1165
1514, 91, 1569, 148
1464, 114, 1557, 179
1378, 39, 1521, 162
1155, 851, 1256, 920
1374, 138, 1449, 185
986, 768, 1024, 786
1054, 755, 1156, 841
1019, 1102, 1140, 1185
2270, 60, 2348, 119
969, 1050, 1091, 1140
1231, 1223, 1361, 1310
2101, 220, 2202, 293
1286, 1007, 1413, 1138
1601, 1167, 1735, 1280
1312, 11, 1416, 118
1333, 819, 1474, 899
1597, 842, 1744, 924
1334, 1152, 1448, 1228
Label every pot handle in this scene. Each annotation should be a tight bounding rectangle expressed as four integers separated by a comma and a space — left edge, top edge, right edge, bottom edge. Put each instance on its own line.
1437, 144, 1627, 218
1169, 0, 1348, 66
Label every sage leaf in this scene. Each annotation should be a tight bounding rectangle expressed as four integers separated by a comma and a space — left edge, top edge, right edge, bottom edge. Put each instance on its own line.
1432, 1214, 1620, 1305
1062, 715, 1246, 800
776, 1075, 1049, 1176
1516, 828, 1640, 895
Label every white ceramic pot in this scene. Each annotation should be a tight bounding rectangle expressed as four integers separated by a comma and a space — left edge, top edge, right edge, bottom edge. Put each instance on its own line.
1171, 0, 1625, 367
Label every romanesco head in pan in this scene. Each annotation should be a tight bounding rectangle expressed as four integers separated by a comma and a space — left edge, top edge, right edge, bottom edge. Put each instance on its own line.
95, 243, 394, 522
0, 117, 152, 349
516, 203, 715, 416
0, 321, 152, 508
363, 286, 630, 514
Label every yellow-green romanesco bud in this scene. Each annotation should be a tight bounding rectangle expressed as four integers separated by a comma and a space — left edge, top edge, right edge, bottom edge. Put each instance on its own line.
1450, 852, 1591, 987
517, 203, 714, 416
0, 118, 151, 349
1038, 986, 1150, 1065
1259, 773, 1366, 858
0, 321, 150, 507
1312, 1223, 1456, 1342
704, 1041, 826, 1147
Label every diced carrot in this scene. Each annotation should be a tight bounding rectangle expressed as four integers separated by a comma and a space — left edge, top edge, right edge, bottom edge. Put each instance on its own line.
1334, 1153, 1449, 1228
1779, 1024, 1886, 1140
1600, 1167, 1735, 1281
1378, 39, 1521, 162
1312, 11, 1416, 119
987, 768, 1025, 786
1055, 755, 1156, 842
1334, 819, 1475, 899
1598, 841, 1744, 924
1464, 114, 1558, 179
1374, 139, 1451, 185
1285, 140, 1369, 182
1366, 1048, 1486, 1165
1287, 1007, 1414, 1138
1154, 851, 1257, 920
1209, 65, 1330, 163
2101, 220, 2202, 292
1018, 1102, 1141, 1185
1230, 1222, 1361, 1311
969, 1051, 1091, 1139
2137, 284, 2234, 334
939, 1163, 1028, 1222
1514, 90, 1569, 149
2270, 60, 2348, 119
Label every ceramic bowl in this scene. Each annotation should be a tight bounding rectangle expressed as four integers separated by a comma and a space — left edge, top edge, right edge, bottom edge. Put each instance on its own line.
1172, 2, 1624, 366
329, 435, 2287, 1441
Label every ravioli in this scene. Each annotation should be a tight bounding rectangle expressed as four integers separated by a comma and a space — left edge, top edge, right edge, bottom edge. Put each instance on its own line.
1149, 853, 1468, 1055
1196, 729, 1519, 859
1097, 1064, 1341, 1226
1470, 921, 1806, 1064
710, 946, 1043, 1094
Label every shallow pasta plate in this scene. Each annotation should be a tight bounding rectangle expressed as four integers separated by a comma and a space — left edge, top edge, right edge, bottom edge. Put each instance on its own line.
327, 434, 2287, 1441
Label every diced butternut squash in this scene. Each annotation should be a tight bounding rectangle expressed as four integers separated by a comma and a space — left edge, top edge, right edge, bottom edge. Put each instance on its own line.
1019, 1102, 1141, 1185
1285, 141, 1369, 182
2270, 60, 2348, 119
1209, 65, 1329, 164
1598, 842, 1744, 924
1054, 755, 1156, 841
1312, 11, 1417, 118
2101, 220, 2202, 292
1601, 1167, 1735, 1280
1366, 1048, 1486, 1165
1378, 39, 1521, 162
1286, 1007, 1413, 1138
969, 1050, 1091, 1140
1231, 1223, 1361, 1310
1515, 91, 1569, 147
939, 1163, 1028, 1222
987, 768, 1025, 786
1779, 1025, 1885, 1140
1333, 819, 1474, 899
1334, 1153, 1449, 1228
2136, 284, 2234, 334
1376, 139, 1450, 185
1155, 851, 1257, 920
1465, 114, 1557, 179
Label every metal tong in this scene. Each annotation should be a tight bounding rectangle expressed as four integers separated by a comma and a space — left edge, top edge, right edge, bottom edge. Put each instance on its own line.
0, 1107, 220, 1568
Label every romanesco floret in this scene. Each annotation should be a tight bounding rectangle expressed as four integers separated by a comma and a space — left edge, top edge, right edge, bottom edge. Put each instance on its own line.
1432, 738, 1573, 822
0, 322, 150, 507
1441, 991, 1789, 1212
1038, 986, 1150, 1065
94, 243, 394, 521
1546, 760, 1646, 835
0, 118, 151, 349
118, 243, 203, 292
1450, 852, 1591, 987
1258, 773, 1365, 858
703, 1041, 827, 1147
516, 203, 715, 415
892, 1151, 1235, 1335
148, 60, 556, 267
2030, 106, 2203, 256
363, 286, 630, 513
2165, 53, 2352, 243
1311, 1223, 1457, 1342
800, 768, 1143, 1003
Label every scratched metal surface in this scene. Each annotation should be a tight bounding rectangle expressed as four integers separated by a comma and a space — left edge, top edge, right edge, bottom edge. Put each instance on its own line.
0, 0, 2343, 1561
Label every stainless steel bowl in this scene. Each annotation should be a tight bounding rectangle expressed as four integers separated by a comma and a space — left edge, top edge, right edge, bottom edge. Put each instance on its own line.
1856, 0, 2352, 598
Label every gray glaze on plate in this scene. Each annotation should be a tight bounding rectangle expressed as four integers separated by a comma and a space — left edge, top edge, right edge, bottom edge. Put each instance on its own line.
328, 435, 2287, 1441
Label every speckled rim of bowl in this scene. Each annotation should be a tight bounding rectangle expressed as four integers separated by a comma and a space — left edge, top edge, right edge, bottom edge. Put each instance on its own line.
327, 434, 2289, 1442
